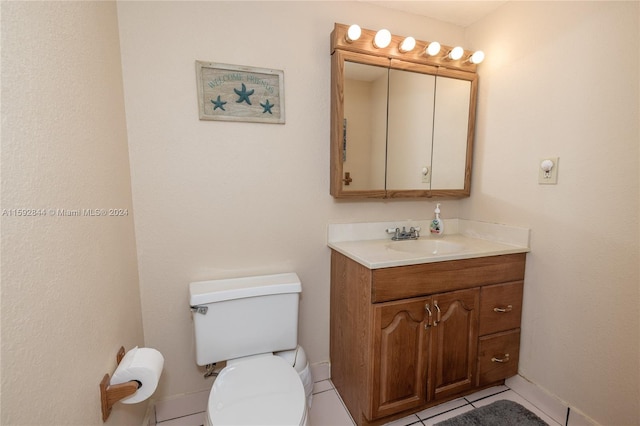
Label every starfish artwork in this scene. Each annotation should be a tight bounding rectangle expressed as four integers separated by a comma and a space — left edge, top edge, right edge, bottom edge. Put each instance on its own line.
234, 83, 254, 105
211, 95, 227, 111
260, 99, 274, 114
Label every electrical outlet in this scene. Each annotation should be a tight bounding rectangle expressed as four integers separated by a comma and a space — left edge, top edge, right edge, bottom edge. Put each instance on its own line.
538, 157, 559, 184
421, 166, 430, 184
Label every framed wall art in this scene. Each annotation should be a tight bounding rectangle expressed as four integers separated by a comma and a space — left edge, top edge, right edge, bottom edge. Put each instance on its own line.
196, 61, 285, 124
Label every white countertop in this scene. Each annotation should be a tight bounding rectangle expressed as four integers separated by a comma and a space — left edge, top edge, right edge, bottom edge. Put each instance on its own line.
327, 219, 530, 269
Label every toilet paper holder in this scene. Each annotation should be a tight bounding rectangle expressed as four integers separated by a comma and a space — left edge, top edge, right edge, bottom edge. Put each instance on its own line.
99, 346, 142, 422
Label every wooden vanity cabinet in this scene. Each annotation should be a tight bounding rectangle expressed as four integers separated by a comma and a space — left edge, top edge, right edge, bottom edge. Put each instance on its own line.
370, 288, 480, 419
330, 250, 526, 426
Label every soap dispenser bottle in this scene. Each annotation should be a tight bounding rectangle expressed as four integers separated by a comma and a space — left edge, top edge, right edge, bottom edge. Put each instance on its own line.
430, 203, 444, 236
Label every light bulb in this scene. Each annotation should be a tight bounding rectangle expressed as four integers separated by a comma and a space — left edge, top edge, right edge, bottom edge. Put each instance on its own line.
346, 24, 361, 43
373, 29, 391, 48
470, 50, 485, 64
399, 36, 416, 53
426, 41, 441, 56
448, 46, 464, 60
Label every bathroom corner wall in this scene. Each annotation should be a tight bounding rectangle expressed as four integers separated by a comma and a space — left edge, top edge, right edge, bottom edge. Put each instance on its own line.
463, 2, 640, 425
1, 2, 145, 424
116, 1, 465, 400
4, 2, 636, 425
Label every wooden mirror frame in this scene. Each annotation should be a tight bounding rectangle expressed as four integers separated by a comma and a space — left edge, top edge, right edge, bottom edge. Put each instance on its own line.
330, 23, 478, 199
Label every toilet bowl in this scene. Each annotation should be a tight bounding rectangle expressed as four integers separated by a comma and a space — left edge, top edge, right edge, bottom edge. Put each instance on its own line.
275, 345, 314, 408
206, 354, 308, 426
189, 273, 312, 426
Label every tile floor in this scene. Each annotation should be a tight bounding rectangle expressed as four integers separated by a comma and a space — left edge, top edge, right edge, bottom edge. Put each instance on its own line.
152, 376, 595, 426
309, 382, 562, 426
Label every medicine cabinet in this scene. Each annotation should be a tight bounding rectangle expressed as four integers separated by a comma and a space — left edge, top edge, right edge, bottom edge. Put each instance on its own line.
330, 23, 478, 199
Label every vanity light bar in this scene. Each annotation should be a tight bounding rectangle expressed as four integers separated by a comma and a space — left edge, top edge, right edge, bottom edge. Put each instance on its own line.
425, 41, 441, 56
467, 50, 485, 64
345, 24, 361, 43
373, 29, 392, 48
333, 23, 484, 72
399, 36, 416, 53
447, 46, 465, 61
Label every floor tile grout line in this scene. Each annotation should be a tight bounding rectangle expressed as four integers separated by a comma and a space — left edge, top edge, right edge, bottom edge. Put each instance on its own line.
412, 414, 426, 426
313, 387, 338, 396
465, 387, 512, 408
406, 414, 422, 425
156, 410, 206, 424
417, 402, 472, 421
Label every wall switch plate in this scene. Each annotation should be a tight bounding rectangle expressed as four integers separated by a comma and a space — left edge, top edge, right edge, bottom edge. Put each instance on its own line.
538, 157, 559, 184
421, 166, 431, 184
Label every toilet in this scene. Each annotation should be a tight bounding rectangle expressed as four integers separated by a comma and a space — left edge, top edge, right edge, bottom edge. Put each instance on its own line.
189, 272, 312, 426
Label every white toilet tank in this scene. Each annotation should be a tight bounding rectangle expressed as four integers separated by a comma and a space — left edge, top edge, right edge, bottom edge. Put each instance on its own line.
189, 272, 301, 366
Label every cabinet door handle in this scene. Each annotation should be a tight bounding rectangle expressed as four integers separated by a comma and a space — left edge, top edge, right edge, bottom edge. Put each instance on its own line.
424, 304, 432, 329
493, 305, 513, 313
433, 302, 441, 326
491, 353, 510, 363
342, 172, 353, 185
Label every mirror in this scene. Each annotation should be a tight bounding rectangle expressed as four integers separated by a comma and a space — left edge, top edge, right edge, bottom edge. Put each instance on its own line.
330, 24, 478, 199
431, 76, 472, 190
386, 67, 436, 192
342, 61, 388, 191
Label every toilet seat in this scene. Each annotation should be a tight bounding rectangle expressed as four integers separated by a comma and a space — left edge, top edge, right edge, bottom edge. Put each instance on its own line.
207, 354, 307, 426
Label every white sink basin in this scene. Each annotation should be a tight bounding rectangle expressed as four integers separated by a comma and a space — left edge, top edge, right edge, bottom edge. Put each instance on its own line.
386, 239, 466, 255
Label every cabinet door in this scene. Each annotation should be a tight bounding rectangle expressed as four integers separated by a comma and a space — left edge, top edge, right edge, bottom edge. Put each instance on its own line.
430, 288, 479, 400
369, 297, 430, 419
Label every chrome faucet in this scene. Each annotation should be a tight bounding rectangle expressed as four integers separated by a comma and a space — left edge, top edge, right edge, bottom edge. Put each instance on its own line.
386, 226, 421, 241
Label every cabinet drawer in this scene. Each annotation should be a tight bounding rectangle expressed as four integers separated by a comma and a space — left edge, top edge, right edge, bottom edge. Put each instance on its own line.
372, 254, 526, 303
479, 281, 523, 335
477, 329, 520, 386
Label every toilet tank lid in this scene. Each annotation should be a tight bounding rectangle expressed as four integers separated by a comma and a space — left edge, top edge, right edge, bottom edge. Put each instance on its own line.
189, 272, 301, 305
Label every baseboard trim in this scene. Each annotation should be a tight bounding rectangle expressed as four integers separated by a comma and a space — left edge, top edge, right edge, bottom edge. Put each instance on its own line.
310, 361, 331, 382
506, 375, 599, 426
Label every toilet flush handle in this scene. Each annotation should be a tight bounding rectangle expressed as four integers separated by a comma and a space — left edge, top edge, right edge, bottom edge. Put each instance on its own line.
190, 305, 208, 315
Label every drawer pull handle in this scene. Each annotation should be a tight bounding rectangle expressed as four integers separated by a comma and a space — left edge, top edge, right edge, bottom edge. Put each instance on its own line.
493, 305, 513, 313
491, 354, 510, 363
433, 302, 441, 326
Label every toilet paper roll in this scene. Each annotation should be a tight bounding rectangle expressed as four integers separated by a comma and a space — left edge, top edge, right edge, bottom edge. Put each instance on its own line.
110, 346, 164, 404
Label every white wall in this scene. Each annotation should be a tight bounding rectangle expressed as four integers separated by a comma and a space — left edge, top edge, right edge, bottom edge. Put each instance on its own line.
464, 2, 639, 424
116, 1, 465, 400
1, 2, 145, 425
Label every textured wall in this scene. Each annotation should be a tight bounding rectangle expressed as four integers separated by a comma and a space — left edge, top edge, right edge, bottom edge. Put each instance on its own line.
1, 2, 145, 424
116, 1, 464, 400
464, 2, 640, 424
